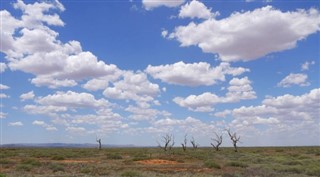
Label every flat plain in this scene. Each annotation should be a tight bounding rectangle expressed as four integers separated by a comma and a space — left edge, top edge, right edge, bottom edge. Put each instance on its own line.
0, 146, 319, 177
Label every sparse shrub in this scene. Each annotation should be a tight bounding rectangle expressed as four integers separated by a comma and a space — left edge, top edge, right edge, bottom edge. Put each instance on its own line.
306, 165, 320, 176
21, 159, 41, 166
132, 153, 149, 161
204, 160, 221, 169
121, 170, 141, 177
49, 163, 65, 172
0, 159, 12, 164
226, 161, 248, 168
51, 155, 65, 160
80, 167, 93, 174
282, 160, 303, 165
107, 153, 123, 160
16, 164, 33, 171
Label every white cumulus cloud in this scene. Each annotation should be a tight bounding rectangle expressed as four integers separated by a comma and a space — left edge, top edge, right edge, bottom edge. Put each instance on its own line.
179, 0, 216, 19
20, 91, 35, 101
168, 6, 320, 62
142, 0, 185, 10
8, 121, 23, 126
277, 73, 310, 87
146, 61, 249, 86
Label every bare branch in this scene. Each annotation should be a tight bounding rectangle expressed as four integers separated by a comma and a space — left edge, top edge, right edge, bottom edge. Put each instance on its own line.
211, 132, 223, 151
190, 136, 198, 150
181, 134, 187, 152
226, 129, 240, 152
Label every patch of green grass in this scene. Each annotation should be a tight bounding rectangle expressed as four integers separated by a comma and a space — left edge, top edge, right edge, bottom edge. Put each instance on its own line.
121, 170, 141, 177
306, 165, 320, 176
226, 161, 248, 168
21, 158, 41, 166
204, 160, 221, 169
48, 163, 65, 172
16, 164, 33, 171
132, 153, 149, 161
107, 153, 123, 160
0, 159, 13, 164
282, 160, 303, 165
51, 155, 65, 160
0, 173, 7, 177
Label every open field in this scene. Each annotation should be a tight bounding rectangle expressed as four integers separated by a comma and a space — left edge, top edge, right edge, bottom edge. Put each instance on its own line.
0, 146, 319, 177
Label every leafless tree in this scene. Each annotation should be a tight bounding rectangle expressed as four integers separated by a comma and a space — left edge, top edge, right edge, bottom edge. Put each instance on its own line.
190, 136, 198, 150
96, 137, 102, 150
226, 129, 240, 152
211, 132, 223, 151
157, 134, 174, 151
181, 134, 187, 152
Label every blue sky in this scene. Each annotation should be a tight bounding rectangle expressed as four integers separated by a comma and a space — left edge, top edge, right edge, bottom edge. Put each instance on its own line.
0, 0, 319, 147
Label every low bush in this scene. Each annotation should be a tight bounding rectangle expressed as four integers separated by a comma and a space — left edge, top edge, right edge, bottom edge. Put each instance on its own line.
204, 160, 221, 169
226, 161, 248, 168
51, 155, 65, 160
121, 170, 141, 177
49, 163, 65, 172
107, 153, 123, 160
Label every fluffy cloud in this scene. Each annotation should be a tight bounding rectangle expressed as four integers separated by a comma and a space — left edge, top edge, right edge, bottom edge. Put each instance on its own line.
179, 0, 216, 19
168, 6, 320, 61
151, 116, 218, 135
146, 61, 249, 86
228, 88, 320, 134
1, 1, 120, 89
277, 73, 310, 87
8, 121, 23, 126
20, 91, 35, 101
0, 63, 7, 73
0, 112, 7, 119
173, 77, 256, 112
32, 120, 57, 131
37, 91, 110, 109
0, 84, 10, 90
0, 94, 9, 98
301, 61, 315, 71
66, 126, 86, 134
142, 0, 185, 10
24, 105, 68, 116
225, 77, 256, 102
125, 105, 171, 121
103, 71, 160, 104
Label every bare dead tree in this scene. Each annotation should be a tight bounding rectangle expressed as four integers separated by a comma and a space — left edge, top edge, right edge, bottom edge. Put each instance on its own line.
190, 136, 198, 150
168, 135, 175, 151
157, 134, 174, 151
211, 132, 223, 151
96, 137, 102, 150
181, 134, 187, 152
226, 129, 240, 152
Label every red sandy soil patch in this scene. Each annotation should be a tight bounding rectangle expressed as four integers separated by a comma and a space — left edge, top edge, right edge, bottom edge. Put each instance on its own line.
137, 159, 179, 165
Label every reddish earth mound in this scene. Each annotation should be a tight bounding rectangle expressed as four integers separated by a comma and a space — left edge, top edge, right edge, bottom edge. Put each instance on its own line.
137, 159, 178, 165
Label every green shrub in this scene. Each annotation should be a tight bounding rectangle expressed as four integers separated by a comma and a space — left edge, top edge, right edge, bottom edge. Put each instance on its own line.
204, 160, 221, 169
51, 155, 65, 160
0, 173, 6, 177
0, 159, 12, 164
107, 153, 123, 160
282, 160, 303, 165
226, 161, 248, 168
16, 164, 33, 171
21, 159, 41, 166
49, 163, 65, 172
121, 171, 141, 177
